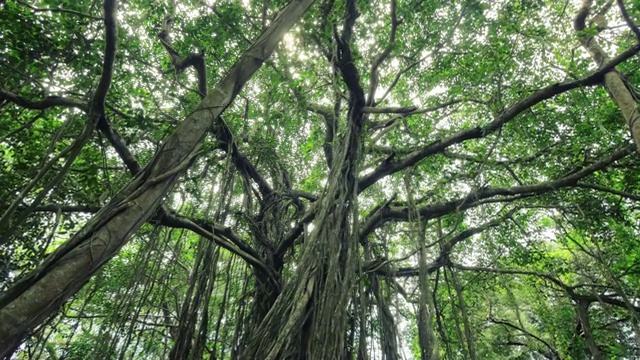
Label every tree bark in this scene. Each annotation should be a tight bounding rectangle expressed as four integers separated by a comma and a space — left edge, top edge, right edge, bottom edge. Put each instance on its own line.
0, 0, 315, 356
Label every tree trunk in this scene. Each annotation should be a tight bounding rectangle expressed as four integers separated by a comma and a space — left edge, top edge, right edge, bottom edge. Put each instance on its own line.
577, 301, 602, 360
447, 267, 476, 360
0, 0, 315, 356
239, 12, 368, 353
575, 0, 640, 151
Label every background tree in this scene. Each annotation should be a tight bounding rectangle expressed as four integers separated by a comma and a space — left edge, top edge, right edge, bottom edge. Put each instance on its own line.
1, 0, 640, 359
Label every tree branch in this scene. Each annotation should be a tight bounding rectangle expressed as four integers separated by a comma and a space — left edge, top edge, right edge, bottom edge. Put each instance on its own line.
366, 0, 400, 107
575, 181, 640, 201
213, 118, 274, 197
363, 106, 417, 114
617, 0, 640, 41
360, 144, 634, 236
158, 14, 207, 98
366, 209, 516, 276
307, 104, 336, 168
0, 90, 87, 111
15, 0, 103, 21
358, 45, 640, 192
12, 203, 267, 279
90, 0, 118, 115
488, 317, 561, 359
442, 142, 560, 167
334, 0, 366, 123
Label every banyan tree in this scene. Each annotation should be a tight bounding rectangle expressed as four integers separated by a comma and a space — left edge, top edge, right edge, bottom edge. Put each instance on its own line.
2, 0, 640, 358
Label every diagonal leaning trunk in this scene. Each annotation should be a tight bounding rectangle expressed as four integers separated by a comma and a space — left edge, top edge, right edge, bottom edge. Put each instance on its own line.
0, 0, 315, 356
575, 0, 640, 151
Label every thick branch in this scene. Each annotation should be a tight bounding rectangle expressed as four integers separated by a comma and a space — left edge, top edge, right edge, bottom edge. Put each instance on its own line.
363, 106, 416, 114
334, 0, 366, 119
156, 15, 271, 196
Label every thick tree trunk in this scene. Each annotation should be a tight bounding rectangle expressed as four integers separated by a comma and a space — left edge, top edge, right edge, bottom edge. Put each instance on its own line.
0, 0, 315, 356
239, 16, 368, 354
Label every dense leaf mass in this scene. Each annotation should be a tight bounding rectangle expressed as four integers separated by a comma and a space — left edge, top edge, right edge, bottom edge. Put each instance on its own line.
2, 0, 640, 359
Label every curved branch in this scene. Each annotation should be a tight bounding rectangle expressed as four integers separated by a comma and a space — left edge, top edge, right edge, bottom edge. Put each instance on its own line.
159, 211, 272, 277
0, 90, 87, 111
0, 0, 119, 245
617, 0, 640, 41
0, 93, 140, 176
367, 209, 516, 276
90, 0, 118, 114
158, 14, 207, 98
575, 182, 640, 201
358, 45, 640, 192
488, 318, 561, 359
360, 144, 634, 236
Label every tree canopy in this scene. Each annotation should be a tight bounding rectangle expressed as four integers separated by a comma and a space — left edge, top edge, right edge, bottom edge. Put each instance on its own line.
2, 0, 640, 359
